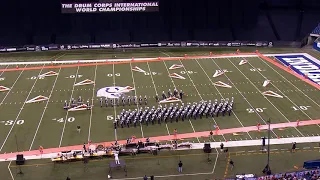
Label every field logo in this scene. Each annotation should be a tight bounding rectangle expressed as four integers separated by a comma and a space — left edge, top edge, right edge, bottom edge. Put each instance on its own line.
0, 86, 10, 92
169, 73, 185, 80
213, 81, 232, 88
26, 95, 49, 103
68, 104, 91, 112
39, 71, 58, 77
262, 91, 283, 98
74, 79, 95, 86
262, 80, 271, 87
213, 70, 225, 78
97, 86, 135, 98
239, 59, 248, 65
132, 66, 146, 73
275, 54, 320, 85
159, 97, 182, 104
169, 64, 184, 70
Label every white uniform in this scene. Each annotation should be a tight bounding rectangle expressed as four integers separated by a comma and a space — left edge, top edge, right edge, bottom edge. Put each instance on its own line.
114, 153, 120, 164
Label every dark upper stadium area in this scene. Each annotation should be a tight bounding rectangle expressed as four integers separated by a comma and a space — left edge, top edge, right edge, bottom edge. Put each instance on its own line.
0, 0, 319, 46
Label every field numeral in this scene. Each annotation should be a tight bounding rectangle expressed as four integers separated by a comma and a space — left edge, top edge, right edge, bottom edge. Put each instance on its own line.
0, 77, 4, 81
30, 76, 44, 80
68, 75, 83, 79
107, 73, 121, 77
246, 108, 266, 113
250, 68, 264, 72
52, 117, 75, 123
292, 105, 311, 111
180, 71, 195, 74
144, 72, 157, 76
3, 120, 24, 126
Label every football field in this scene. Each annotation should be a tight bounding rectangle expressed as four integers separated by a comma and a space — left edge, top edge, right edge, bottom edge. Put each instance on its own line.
0, 48, 319, 179
0, 50, 319, 154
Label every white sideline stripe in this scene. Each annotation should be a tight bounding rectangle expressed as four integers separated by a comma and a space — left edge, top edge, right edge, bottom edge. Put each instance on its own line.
129, 62, 144, 138
0, 65, 45, 152
195, 57, 253, 140
88, 65, 98, 142
28, 67, 62, 151
2, 136, 320, 162
58, 66, 80, 147
226, 58, 305, 137
0, 53, 314, 66
159, 51, 202, 143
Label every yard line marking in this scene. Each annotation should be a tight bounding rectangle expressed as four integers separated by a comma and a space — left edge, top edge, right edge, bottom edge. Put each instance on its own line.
129, 62, 144, 138
112, 63, 118, 141
226, 58, 304, 137
29, 67, 62, 151
146, 62, 172, 139
257, 56, 320, 107
195, 58, 253, 140
58, 65, 80, 147
160, 51, 202, 143
0, 64, 9, 76
0, 65, 27, 107
160, 51, 221, 177
88, 65, 98, 142
0, 65, 45, 152
8, 161, 14, 180
246, 60, 320, 129
208, 57, 279, 138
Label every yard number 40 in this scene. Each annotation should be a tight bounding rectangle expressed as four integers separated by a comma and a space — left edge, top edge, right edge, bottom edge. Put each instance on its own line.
52, 117, 75, 123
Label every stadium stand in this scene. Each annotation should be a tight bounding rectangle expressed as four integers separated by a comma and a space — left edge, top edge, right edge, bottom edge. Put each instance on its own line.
258, 169, 320, 180
311, 23, 320, 36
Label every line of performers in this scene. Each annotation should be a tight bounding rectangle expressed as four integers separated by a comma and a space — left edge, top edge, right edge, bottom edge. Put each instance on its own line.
114, 97, 234, 128
62, 89, 184, 110
99, 95, 149, 107
63, 96, 92, 110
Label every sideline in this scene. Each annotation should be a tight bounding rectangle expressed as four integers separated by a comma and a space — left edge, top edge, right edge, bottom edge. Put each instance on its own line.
1, 119, 320, 162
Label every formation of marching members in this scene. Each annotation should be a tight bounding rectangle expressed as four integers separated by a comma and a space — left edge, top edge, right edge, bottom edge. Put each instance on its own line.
63, 89, 184, 110
114, 97, 234, 128
63, 96, 92, 110
99, 95, 149, 107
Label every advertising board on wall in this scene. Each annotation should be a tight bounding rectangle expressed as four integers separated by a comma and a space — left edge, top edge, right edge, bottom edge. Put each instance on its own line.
0, 41, 272, 53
